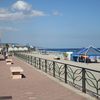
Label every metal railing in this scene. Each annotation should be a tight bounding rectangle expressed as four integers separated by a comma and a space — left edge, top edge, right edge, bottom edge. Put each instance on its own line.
14, 52, 100, 99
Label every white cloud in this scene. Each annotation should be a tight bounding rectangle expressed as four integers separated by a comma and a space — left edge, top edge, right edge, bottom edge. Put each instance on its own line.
52, 11, 62, 16
12, 0, 31, 11
0, 0, 61, 21
0, 27, 19, 39
0, 27, 19, 32
0, 10, 46, 20
0, 9, 23, 20
0, 9, 11, 20
31, 10, 46, 16
0, 8, 9, 13
0, 0, 46, 21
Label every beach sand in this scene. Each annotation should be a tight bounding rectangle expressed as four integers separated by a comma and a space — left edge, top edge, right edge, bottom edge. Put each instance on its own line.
25, 52, 100, 71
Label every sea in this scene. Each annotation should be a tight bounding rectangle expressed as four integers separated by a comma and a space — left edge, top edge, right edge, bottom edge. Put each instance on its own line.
39, 48, 81, 53
38, 48, 100, 61
38, 48, 83, 60
39, 48, 100, 53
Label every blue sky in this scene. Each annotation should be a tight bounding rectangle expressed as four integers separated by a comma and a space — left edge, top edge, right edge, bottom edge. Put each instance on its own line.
0, 0, 100, 48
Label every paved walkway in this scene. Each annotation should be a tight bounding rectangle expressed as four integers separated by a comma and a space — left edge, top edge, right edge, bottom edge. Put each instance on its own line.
0, 55, 96, 100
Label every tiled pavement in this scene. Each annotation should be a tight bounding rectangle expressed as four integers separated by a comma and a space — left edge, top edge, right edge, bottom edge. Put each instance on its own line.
0, 55, 96, 100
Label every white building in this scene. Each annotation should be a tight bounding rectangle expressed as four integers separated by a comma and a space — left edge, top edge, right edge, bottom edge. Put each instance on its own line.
8, 47, 28, 52
66, 52, 73, 60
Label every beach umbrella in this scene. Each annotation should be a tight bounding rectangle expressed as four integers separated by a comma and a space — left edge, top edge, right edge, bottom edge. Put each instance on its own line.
8, 47, 14, 51
74, 46, 100, 63
13, 47, 18, 51
23, 47, 28, 51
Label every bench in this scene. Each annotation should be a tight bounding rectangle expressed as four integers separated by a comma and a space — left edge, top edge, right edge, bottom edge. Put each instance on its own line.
10, 67, 23, 79
6, 59, 12, 65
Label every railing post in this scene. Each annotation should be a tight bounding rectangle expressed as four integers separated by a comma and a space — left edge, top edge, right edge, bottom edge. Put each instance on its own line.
31, 56, 32, 65
53, 61, 55, 77
82, 68, 86, 93
39, 58, 41, 70
45, 60, 47, 73
23, 54, 24, 60
27, 55, 29, 63
34, 57, 36, 67
26, 55, 28, 63
29, 55, 31, 64
25, 54, 26, 61
65, 64, 67, 83
22, 54, 23, 59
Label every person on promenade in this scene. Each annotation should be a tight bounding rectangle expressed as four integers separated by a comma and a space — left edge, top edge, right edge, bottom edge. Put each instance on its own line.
3, 47, 8, 59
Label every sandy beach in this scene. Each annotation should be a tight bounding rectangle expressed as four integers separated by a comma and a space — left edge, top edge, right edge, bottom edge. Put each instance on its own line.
24, 51, 100, 72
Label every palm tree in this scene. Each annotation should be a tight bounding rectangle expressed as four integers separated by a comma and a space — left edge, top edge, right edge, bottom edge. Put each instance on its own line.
5, 43, 9, 52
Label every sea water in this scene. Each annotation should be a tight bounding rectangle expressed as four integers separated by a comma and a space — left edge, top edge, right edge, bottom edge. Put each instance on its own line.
38, 48, 81, 60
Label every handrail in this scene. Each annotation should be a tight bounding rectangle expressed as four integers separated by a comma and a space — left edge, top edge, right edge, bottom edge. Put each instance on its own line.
14, 52, 100, 99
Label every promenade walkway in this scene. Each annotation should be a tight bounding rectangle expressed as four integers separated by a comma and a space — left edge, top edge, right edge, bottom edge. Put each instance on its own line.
0, 55, 96, 100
